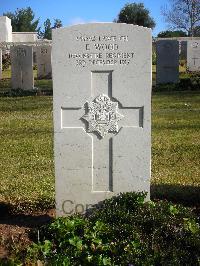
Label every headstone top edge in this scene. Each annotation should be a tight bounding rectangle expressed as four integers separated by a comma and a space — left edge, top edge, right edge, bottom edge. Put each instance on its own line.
52, 23, 152, 34
157, 40, 179, 43
0, 16, 11, 22
187, 40, 200, 43
10, 44, 33, 50
12, 31, 37, 34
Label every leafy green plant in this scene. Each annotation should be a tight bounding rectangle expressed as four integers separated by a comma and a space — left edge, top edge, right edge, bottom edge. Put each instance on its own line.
25, 192, 200, 265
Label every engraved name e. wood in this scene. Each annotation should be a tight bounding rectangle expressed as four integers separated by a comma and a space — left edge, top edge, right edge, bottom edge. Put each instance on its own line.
68, 34, 135, 67
82, 94, 124, 138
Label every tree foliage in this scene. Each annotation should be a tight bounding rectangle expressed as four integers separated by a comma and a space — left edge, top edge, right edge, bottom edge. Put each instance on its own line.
39, 18, 63, 40
3, 7, 40, 32
52, 19, 63, 29
41, 19, 52, 40
115, 2, 156, 29
24, 193, 200, 265
162, 0, 200, 36
157, 30, 188, 37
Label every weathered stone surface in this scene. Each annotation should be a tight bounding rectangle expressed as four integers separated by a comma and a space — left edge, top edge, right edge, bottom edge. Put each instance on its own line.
12, 32, 38, 42
187, 40, 200, 71
52, 23, 152, 216
36, 45, 52, 79
0, 49, 2, 80
0, 16, 12, 42
156, 40, 179, 84
10, 45, 34, 90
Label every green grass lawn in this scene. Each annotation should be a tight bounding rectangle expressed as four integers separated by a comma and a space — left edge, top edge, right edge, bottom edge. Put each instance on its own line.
0, 68, 52, 90
151, 91, 200, 205
0, 91, 199, 211
0, 96, 54, 211
0, 65, 188, 91
152, 92, 199, 186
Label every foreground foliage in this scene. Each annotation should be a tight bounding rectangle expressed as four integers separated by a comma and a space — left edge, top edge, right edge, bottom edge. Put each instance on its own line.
21, 192, 200, 265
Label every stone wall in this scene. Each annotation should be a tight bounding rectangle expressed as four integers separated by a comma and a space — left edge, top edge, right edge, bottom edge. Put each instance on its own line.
12, 32, 38, 42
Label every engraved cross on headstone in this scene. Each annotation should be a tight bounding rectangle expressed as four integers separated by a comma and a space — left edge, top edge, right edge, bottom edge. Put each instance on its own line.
61, 71, 143, 192
192, 57, 200, 65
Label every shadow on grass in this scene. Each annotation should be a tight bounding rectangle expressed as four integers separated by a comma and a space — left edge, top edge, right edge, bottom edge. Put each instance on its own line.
0, 202, 54, 228
0, 88, 53, 97
151, 184, 200, 207
0, 184, 199, 228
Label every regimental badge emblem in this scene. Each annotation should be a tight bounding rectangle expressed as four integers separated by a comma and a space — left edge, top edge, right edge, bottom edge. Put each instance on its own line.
81, 94, 124, 138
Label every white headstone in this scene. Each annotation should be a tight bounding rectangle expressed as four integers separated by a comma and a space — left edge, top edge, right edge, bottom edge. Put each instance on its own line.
0, 16, 12, 42
52, 23, 152, 216
36, 45, 52, 79
156, 40, 179, 84
11, 45, 34, 90
0, 49, 2, 80
187, 41, 200, 71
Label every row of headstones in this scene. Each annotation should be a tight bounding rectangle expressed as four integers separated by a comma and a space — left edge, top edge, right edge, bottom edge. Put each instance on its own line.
0, 40, 199, 89
0, 45, 52, 90
156, 40, 200, 84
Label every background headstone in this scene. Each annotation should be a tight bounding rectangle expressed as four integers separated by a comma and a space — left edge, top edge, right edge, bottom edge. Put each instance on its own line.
11, 45, 34, 90
33, 46, 37, 65
180, 41, 187, 60
187, 40, 200, 71
0, 16, 12, 42
36, 45, 52, 79
156, 40, 179, 84
53, 23, 152, 216
0, 49, 2, 80
33, 52, 37, 65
